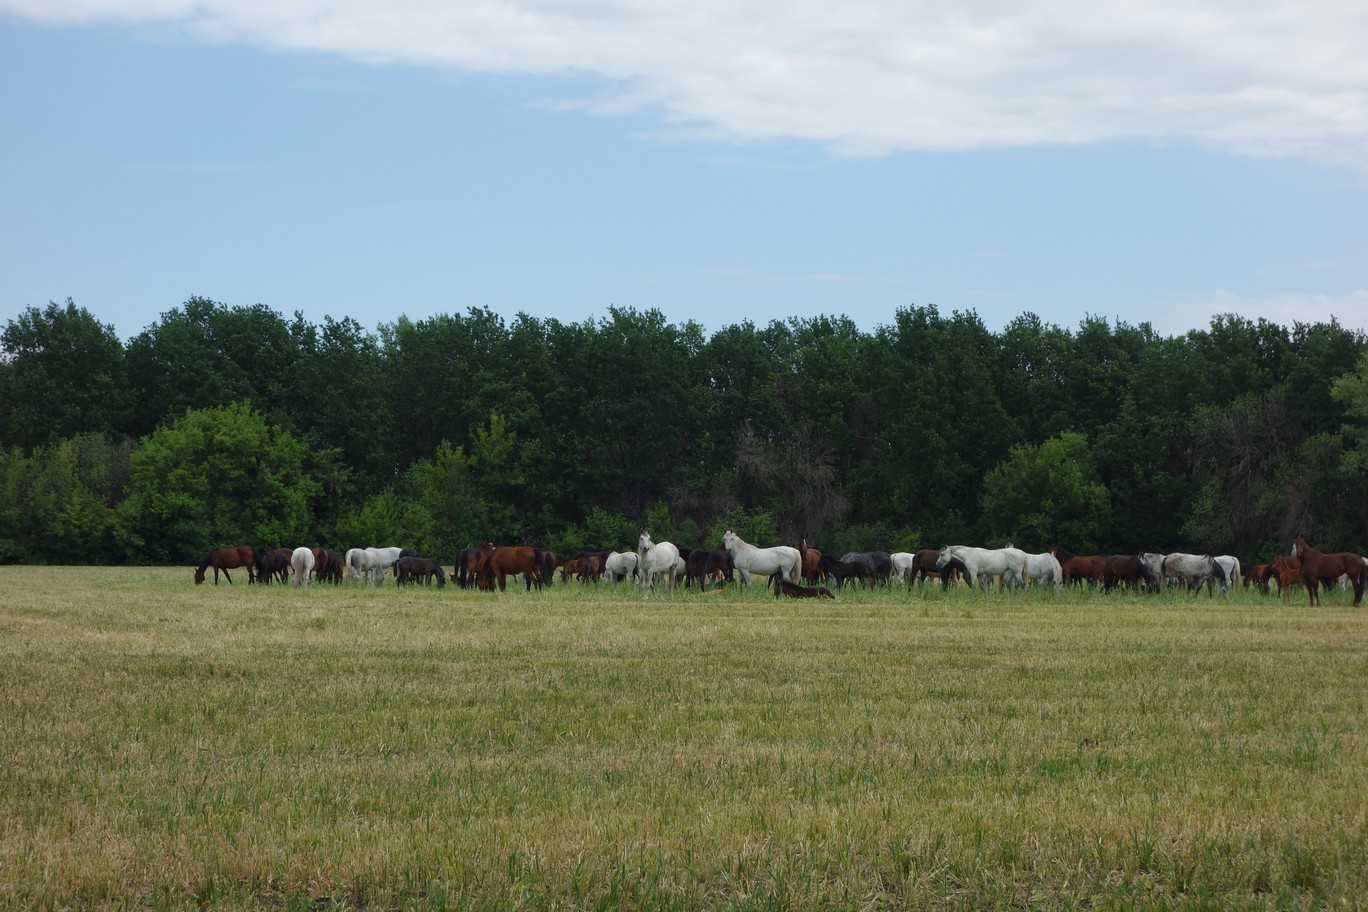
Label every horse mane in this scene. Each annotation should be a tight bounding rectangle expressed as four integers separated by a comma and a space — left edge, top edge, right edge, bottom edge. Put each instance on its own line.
1051, 544, 1079, 561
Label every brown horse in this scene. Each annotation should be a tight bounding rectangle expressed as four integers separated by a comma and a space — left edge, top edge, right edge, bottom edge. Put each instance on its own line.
1103, 554, 1155, 592
799, 537, 823, 585
1050, 545, 1107, 587
774, 578, 835, 599
1273, 554, 1302, 604
194, 546, 259, 585
478, 546, 545, 592
1292, 535, 1366, 607
454, 541, 495, 589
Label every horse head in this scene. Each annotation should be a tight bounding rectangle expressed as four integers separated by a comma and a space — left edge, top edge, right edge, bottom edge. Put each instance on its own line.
638, 531, 654, 553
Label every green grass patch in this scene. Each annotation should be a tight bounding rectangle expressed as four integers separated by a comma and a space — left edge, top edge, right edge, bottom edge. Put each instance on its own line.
1, 567, 1365, 910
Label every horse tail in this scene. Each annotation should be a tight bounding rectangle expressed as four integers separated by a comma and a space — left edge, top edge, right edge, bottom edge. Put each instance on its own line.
789, 549, 802, 584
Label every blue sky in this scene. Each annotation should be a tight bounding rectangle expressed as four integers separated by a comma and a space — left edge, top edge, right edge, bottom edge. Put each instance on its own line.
2, 1, 1365, 343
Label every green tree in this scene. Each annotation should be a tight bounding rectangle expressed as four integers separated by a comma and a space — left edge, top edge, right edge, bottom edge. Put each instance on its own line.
118, 402, 318, 562
1331, 348, 1368, 474
20, 434, 132, 563
126, 297, 298, 435
978, 431, 1111, 552
0, 299, 133, 448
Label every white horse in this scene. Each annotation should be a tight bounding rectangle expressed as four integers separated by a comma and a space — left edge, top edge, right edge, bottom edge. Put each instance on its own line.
1016, 551, 1063, 593
636, 532, 681, 593
723, 530, 801, 588
1138, 553, 1166, 589
936, 545, 1027, 591
602, 550, 639, 583
290, 546, 315, 589
890, 552, 917, 584
1163, 552, 1222, 595
346, 546, 405, 585
1214, 555, 1241, 594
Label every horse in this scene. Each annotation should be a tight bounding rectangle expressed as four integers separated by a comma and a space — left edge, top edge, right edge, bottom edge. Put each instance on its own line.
907, 549, 945, 585
254, 548, 293, 584
346, 546, 406, 585
1049, 545, 1107, 587
937, 545, 1027, 592
840, 551, 893, 586
816, 554, 872, 589
290, 546, 315, 589
1162, 553, 1222, 595
1292, 535, 1367, 607
1104, 555, 1156, 592
1273, 554, 1303, 603
774, 579, 835, 599
395, 556, 446, 588
890, 552, 916, 584
724, 531, 802, 590
636, 532, 682, 594
479, 546, 545, 592
685, 546, 733, 591
799, 537, 823, 585
1018, 551, 1064, 593
193, 546, 259, 585
1214, 556, 1242, 594
452, 542, 494, 589
602, 550, 639, 583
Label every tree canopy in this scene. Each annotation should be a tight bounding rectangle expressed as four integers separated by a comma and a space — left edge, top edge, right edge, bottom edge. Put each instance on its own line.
2, 297, 1365, 564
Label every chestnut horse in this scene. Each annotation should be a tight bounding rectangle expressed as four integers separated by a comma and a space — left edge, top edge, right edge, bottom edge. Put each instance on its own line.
1049, 545, 1107, 587
478, 546, 546, 592
194, 545, 259, 585
1292, 535, 1366, 607
799, 537, 823, 585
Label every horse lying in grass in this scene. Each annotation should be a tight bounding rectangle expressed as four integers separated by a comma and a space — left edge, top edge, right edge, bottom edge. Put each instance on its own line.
773, 579, 835, 599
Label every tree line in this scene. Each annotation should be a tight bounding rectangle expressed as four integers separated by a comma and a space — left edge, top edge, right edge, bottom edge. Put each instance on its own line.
2, 296, 1366, 567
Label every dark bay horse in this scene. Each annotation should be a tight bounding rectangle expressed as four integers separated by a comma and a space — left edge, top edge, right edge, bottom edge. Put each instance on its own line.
478, 546, 546, 592
194, 546, 259, 585
1292, 535, 1366, 607
395, 556, 446, 588
1103, 555, 1155, 592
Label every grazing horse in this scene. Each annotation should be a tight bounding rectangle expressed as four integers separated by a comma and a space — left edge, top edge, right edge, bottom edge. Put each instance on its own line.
479, 546, 545, 592
395, 556, 446, 588
1104, 555, 1156, 592
1162, 553, 1223, 595
253, 548, 292, 584
345, 546, 406, 585
1049, 545, 1107, 587
724, 531, 802, 589
453, 542, 495, 589
637, 532, 682, 594
816, 554, 872, 589
1214, 556, 1242, 594
1292, 535, 1367, 607
194, 546, 259, 585
290, 546, 315, 589
1019, 551, 1064, 593
840, 551, 893, 586
603, 550, 639, 583
937, 545, 1027, 592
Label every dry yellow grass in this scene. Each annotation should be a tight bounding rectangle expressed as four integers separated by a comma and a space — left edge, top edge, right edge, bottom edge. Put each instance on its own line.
1, 566, 1365, 910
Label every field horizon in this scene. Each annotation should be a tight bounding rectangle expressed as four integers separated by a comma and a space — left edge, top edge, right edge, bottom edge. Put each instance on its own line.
1, 567, 1364, 910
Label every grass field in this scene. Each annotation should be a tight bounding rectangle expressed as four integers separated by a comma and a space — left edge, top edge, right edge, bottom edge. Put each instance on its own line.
1, 566, 1365, 911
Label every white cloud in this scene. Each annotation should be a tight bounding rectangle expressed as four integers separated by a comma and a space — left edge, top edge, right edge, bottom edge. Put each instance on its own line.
6, 0, 1368, 169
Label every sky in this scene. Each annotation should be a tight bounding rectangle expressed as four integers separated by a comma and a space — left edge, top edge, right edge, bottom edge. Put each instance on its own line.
1, 1, 1366, 344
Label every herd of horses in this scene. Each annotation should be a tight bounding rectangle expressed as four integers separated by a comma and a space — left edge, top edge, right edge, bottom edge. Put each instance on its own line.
192, 533, 1368, 606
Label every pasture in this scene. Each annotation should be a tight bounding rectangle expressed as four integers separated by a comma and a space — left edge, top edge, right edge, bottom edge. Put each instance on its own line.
1, 567, 1365, 911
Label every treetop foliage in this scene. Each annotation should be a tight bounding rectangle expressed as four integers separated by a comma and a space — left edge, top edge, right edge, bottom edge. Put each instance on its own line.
2, 297, 1365, 564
